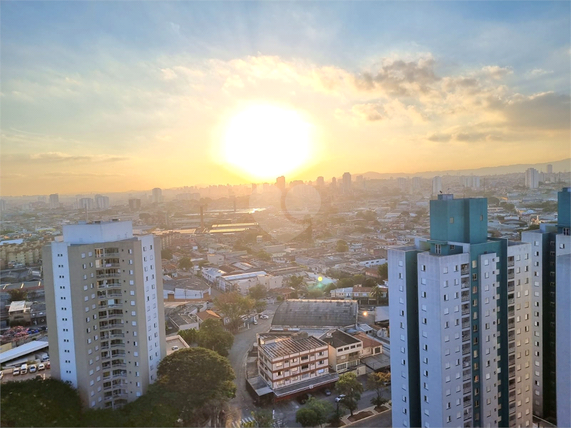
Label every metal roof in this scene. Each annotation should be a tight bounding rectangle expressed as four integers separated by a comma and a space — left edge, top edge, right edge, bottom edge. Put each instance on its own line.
260, 336, 327, 360
0, 340, 49, 364
271, 299, 358, 328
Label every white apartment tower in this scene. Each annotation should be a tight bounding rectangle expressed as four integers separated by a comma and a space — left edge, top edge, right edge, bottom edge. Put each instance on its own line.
521, 187, 571, 423
524, 169, 539, 189
44, 220, 166, 409
432, 176, 442, 195
390, 195, 533, 428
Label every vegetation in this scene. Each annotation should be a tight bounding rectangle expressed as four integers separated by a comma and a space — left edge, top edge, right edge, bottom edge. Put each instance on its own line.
7, 289, 27, 302
255, 250, 271, 261
335, 240, 349, 253
178, 328, 198, 344
287, 275, 305, 289
1, 378, 82, 427
248, 284, 267, 300
377, 263, 388, 281
336, 372, 363, 416
251, 409, 274, 428
196, 319, 234, 357
295, 397, 333, 427
214, 292, 255, 332
178, 257, 193, 270
157, 347, 236, 425
161, 249, 173, 260
370, 286, 387, 305
367, 371, 391, 406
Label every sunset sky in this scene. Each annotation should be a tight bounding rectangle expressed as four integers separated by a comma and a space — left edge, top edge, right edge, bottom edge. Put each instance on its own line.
1, 2, 570, 196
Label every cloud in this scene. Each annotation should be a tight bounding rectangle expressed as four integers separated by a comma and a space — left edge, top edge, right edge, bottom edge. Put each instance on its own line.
427, 133, 451, 142
43, 172, 125, 177
481, 65, 513, 79
502, 92, 570, 130
13, 152, 130, 163
351, 103, 384, 122
529, 68, 553, 77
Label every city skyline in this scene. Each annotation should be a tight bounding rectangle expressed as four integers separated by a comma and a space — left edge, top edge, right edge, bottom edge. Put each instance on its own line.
2, 2, 570, 196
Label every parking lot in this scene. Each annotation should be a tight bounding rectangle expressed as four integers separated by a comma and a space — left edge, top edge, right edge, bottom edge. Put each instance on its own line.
1, 364, 52, 383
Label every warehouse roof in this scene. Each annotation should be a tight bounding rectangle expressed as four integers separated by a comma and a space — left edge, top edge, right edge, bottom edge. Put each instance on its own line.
272, 299, 358, 328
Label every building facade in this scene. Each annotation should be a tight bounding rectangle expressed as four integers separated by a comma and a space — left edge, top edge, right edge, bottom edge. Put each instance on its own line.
43, 221, 166, 409
389, 195, 533, 428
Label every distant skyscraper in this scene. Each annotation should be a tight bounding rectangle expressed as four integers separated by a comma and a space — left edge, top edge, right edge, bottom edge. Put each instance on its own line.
525, 168, 540, 189
251, 183, 257, 194
389, 195, 533, 428
397, 177, 409, 193
547, 164, 553, 174
151, 188, 162, 204
94, 194, 110, 210
49, 193, 60, 209
316, 176, 325, 187
432, 176, 442, 195
79, 198, 94, 210
411, 177, 422, 192
43, 221, 165, 409
128, 199, 141, 211
342, 172, 351, 193
462, 176, 481, 189
522, 187, 571, 422
0, 199, 6, 212
331, 177, 337, 187
276, 176, 286, 191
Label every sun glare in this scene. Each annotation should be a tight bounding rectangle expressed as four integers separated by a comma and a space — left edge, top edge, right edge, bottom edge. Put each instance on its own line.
223, 105, 312, 180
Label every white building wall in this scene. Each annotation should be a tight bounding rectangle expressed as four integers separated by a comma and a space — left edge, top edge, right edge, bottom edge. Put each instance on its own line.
51, 242, 78, 387
418, 252, 469, 428
556, 251, 571, 428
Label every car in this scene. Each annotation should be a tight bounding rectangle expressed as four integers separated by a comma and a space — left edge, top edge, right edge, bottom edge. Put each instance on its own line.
38, 363, 45, 371
20, 364, 28, 374
171, 346, 179, 351
253, 320, 258, 325
259, 314, 269, 319
324, 389, 332, 396
35, 374, 44, 380
29, 364, 37, 373
12, 368, 20, 376
335, 394, 346, 403
45, 361, 50, 369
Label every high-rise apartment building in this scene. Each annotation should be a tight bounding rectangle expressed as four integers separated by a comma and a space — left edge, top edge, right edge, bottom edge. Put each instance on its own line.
43, 221, 166, 409
49, 193, 60, 209
316, 176, 325, 187
412, 177, 422, 192
342, 172, 351, 193
389, 195, 533, 428
521, 187, 571, 422
432, 176, 442, 195
128, 198, 142, 211
151, 188, 162, 204
276, 176, 286, 191
525, 169, 539, 189
95, 194, 110, 210
546, 164, 553, 175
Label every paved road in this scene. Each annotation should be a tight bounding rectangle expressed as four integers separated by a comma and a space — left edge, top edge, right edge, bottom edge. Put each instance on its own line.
347, 410, 392, 428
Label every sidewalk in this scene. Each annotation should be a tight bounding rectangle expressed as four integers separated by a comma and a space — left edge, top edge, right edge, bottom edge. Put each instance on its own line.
340, 402, 392, 427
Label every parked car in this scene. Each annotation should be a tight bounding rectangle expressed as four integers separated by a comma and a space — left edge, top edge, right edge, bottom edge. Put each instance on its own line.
259, 314, 269, 319
253, 319, 258, 325
12, 368, 20, 376
45, 361, 50, 369
38, 363, 45, 371
29, 364, 37, 373
20, 364, 28, 374
35, 374, 45, 380
324, 389, 332, 396
171, 346, 179, 351
335, 394, 346, 403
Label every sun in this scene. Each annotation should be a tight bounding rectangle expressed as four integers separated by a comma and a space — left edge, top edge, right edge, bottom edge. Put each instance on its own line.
223, 105, 312, 180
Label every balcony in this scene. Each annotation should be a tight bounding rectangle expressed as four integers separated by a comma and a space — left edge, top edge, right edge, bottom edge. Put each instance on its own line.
461, 264, 470, 275
461, 277, 470, 289
462, 344, 471, 356
462, 331, 470, 342
508, 272, 515, 280
462, 317, 470, 329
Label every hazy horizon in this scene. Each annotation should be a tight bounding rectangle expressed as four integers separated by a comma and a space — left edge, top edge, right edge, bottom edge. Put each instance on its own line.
2, 2, 570, 196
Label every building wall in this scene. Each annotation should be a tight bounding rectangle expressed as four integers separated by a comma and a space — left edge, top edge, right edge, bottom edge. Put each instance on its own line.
556, 252, 571, 427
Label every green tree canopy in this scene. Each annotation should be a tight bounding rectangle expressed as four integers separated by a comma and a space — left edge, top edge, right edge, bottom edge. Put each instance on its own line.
161, 249, 173, 260
367, 371, 391, 406
287, 275, 305, 289
370, 286, 387, 305
196, 319, 234, 357
178, 257, 193, 270
336, 240, 349, 252
251, 409, 274, 428
248, 284, 267, 300
7, 289, 27, 302
214, 292, 255, 332
120, 383, 179, 427
295, 397, 333, 427
336, 372, 364, 416
178, 328, 198, 345
254, 299, 267, 314
377, 263, 388, 281
1, 378, 82, 427
157, 347, 236, 424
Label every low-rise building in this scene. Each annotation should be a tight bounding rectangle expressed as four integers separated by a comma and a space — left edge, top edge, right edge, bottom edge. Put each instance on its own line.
320, 329, 364, 375
8, 301, 31, 325
257, 333, 338, 400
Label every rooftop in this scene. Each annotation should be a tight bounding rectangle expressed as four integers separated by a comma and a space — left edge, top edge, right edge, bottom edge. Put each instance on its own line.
272, 299, 358, 328
320, 329, 361, 348
260, 335, 328, 360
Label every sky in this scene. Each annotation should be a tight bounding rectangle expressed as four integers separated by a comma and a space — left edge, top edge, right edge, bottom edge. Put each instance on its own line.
1, 1, 570, 196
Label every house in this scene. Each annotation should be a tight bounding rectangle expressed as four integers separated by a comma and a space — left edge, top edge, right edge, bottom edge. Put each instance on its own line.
196, 310, 222, 327
8, 301, 31, 325
257, 333, 339, 400
320, 329, 365, 376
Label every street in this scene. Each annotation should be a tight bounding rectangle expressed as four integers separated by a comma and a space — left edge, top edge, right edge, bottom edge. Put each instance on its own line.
347, 410, 392, 428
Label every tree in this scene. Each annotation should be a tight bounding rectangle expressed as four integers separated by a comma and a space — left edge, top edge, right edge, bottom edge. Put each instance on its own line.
295, 397, 333, 427
362, 278, 378, 288
120, 383, 179, 427
214, 292, 255, 332
335, 240, 349, 252
178, 328, 198, 345
161, 249, 173, 260
254, 299, 267, 314
7, 289, 27, 302
377, 264, 388, 281
367, 372, 391, 406
370, 286, 386, 305
197, 319, 234, 357
157, 347, 236, 425
248, 284, 267, 301
255, 250, 271, 261
1, 378, 82, 427
287, 275, 305, 289
336, 372, 363, 416
251, 409, 274, 428
178, 257, 193, 270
